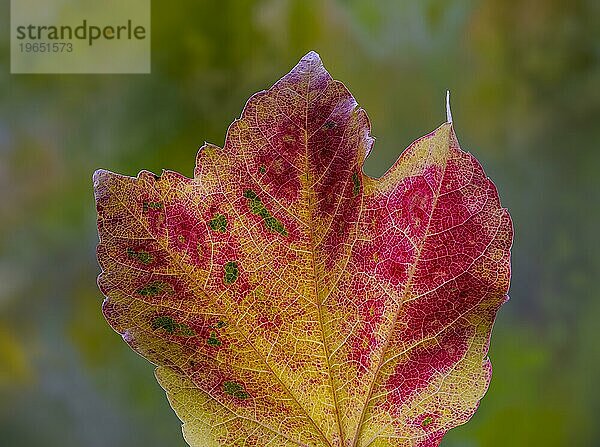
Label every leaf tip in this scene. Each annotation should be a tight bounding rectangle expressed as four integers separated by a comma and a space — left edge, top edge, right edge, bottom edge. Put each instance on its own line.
446, 90, 453, 124
93, 169, 113, 201
302, 50, 322, 63
92, 168, 109, 184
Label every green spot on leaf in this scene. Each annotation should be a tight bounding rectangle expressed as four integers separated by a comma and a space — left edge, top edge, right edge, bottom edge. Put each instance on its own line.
151, 315, 195, 336
151, 316, 177, 333
422, 416, 433, 427
208, 214, 228, 233
137, 281, 172, 296
223, 381, 249, 399
242, 189, 256, 199
259, 165, 266, 174
243, 189, 288, 236
352, 172, 361, 197
224, 261, 239, 285
265, 216, 286, 234
143, 201, 163, 211
127, 248, 153, 265
178, 325, 195, 337
207, 332, 222, 347
216, 320, 227, 328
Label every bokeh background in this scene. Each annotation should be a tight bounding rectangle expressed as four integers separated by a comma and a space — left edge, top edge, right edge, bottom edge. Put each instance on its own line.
1, 1, 599, 446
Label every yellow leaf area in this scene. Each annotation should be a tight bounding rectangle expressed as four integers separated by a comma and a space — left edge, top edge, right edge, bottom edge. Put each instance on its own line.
94, 52, 512, 447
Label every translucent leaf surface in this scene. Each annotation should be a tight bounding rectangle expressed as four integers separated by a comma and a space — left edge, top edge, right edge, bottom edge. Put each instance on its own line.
94, 52, 512, 447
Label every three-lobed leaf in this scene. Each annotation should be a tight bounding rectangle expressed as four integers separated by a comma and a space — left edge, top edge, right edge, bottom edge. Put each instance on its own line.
94, 52, 512, 447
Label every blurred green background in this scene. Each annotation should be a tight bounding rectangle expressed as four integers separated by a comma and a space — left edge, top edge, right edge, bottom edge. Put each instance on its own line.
1, 0, 599, 446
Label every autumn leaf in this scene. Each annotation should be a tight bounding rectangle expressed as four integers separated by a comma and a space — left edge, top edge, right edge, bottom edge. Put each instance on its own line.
94, 52, 512, 447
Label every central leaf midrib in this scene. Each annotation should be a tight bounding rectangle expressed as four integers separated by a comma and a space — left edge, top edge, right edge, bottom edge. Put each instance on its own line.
303, 67, 346, 447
